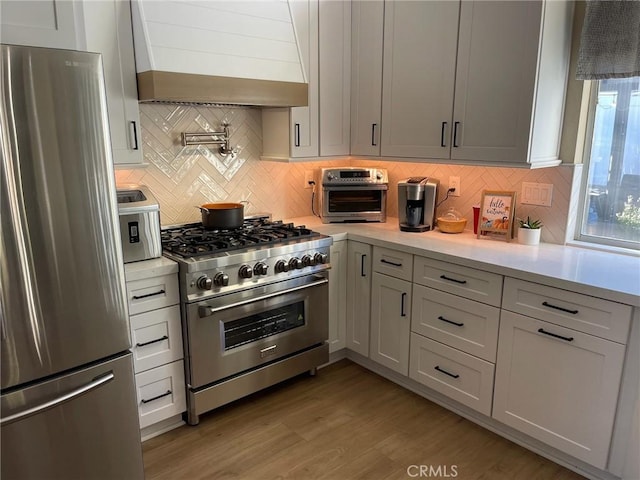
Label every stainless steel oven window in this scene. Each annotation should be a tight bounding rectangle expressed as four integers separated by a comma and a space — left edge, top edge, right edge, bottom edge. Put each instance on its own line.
223, 300, 306, 350
326, 190, 384, 213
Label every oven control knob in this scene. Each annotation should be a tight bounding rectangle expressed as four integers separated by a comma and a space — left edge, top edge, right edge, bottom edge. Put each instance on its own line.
275, 260, 289, 273
239, 265, 253, 279
301, 254, 314, 267
254, 262, 269, 276
314, 252, 329, 265
289, 257, 303, 270
327, 173, 336, 181
196, 275, 213, 290
213, 272, 229, 287
376, 171, 383, 180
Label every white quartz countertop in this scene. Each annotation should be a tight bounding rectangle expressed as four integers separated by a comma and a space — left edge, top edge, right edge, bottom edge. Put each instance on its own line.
124, 256, 178, 282
288, 216, 640, 306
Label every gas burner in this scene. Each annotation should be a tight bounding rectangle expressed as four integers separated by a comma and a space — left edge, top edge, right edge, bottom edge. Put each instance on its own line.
161, 218, 319, 259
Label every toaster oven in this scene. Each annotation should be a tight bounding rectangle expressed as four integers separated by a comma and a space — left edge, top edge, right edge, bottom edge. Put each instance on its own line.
319, 167, 388, 223
116, 184, 162, 263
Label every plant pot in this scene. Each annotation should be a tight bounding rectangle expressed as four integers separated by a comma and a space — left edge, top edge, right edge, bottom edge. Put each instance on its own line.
517, 227, 541, 245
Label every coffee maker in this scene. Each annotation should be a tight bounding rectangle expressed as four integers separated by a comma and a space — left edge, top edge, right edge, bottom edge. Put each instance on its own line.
398, 177, 440, 232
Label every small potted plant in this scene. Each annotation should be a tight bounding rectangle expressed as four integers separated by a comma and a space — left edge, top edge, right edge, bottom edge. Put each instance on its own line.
517, 216, 543, 245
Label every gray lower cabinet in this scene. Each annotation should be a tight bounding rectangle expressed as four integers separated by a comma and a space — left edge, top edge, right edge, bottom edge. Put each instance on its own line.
370, 272, 412, 375
348, 242, 635, 475
494, 278, 632, 469
125, 259, 186, 438
408, 257, 501, 416
328, 240, 347, 353
346, 241, 372, 357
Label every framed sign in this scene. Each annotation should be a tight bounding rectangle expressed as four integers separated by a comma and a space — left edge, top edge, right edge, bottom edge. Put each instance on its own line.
478, 190, 516, 241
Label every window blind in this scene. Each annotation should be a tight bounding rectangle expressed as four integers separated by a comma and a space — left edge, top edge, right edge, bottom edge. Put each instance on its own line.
576, 0, 640, 80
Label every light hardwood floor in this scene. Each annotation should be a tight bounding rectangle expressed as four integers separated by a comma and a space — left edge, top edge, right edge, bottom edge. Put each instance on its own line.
143, 359, 585, 480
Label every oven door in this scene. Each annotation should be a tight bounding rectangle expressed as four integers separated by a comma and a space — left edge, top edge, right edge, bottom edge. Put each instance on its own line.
321, 185, 387, 222
186, 274, 328, 388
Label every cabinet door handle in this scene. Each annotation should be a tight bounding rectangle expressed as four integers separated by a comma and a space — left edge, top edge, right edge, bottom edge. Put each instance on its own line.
136, 335, 169, 348
294, 123, 301, 147
401, 292, 407, 317
537, 328, 574, 342
140, 390, 172, 404
542, 301, 579, 315
453, 121, 460, 147
435, 365, 459, 379
371, 124, 378, 146
437, 316, 464, 327
132, 289, 166, 300
439, 274, 466, 285
381, 258, 402, 267
441, 122, 447, 147
361, 254, 367, 277
129, 121, 139, 150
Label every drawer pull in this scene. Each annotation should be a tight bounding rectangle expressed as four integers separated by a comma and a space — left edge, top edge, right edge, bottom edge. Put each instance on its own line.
381, 258, 402, 267
434, 365, 459, 379
361, 254, 367, 277
401, 292, 407, 317
136, 335, 169, 348
440, 274, 467, 285
132, 289, 166, 300
537, 328, 574, 342
542, 301, 579, 315
437, 316, 464, 327
140, 390, 172, 404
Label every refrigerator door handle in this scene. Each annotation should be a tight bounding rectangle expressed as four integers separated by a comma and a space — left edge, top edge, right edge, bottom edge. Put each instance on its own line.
0, 372, 114, 426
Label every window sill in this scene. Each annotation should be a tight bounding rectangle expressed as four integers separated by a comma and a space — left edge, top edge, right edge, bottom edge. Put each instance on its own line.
566, 239, 640, 258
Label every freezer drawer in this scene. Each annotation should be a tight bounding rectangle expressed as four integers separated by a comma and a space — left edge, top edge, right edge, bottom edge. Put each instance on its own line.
1, 354, 144, 480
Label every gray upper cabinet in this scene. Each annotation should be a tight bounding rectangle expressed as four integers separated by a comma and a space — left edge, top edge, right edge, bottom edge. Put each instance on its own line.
0, 0, 144, 166
350, 0, 384, 156
0, 0, 82, 50
262, 0, 351, 161
380, 1, 459, 160
351, 0, 574, 168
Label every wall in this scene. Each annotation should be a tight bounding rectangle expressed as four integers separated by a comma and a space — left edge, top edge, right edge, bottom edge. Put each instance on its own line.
115, 104, 578, 244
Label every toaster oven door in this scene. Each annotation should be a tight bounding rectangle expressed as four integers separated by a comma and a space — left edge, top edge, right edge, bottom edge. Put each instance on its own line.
321, 186, 387, 222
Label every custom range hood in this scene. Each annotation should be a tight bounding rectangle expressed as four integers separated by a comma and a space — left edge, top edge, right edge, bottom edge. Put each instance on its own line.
130, 0, 308, 107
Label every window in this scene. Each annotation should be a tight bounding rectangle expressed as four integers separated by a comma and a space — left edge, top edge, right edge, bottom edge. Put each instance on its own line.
578, 76, 640, 250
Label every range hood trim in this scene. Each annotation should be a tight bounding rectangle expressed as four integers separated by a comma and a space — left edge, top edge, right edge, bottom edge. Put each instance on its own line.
137, 71, 309, 107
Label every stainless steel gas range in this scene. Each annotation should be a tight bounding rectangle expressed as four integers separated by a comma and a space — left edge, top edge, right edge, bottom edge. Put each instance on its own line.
161, 216, 332, 425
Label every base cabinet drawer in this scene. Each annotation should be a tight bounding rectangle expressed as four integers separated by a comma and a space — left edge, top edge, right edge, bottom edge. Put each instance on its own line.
372, 246, 413, 281
502, 277, 632, 343
413, 257, 503, 307
411, 284, 500, 362
135, 360, 186, 429
126, 274, 179, 315
409, 333, 495, 416
131, 305, 183, 373
493, 311, 626, 469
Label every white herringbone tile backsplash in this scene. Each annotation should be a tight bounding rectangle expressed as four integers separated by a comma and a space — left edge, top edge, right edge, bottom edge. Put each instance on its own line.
115, 104, 578, 244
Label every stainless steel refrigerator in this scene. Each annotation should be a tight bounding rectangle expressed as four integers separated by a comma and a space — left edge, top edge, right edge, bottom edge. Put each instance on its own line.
1, 45, 145, 479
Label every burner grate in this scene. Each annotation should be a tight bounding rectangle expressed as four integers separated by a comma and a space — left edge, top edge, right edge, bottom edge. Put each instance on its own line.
161, 219, 318, 258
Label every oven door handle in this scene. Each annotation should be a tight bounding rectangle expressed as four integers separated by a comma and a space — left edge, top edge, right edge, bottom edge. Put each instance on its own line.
198, 277, 329, 318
